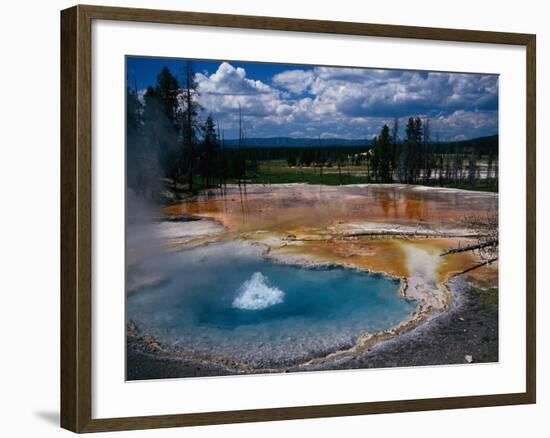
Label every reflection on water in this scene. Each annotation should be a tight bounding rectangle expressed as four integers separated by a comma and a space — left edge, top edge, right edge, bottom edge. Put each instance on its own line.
166, 184, 497, 233
161, 184, 499, 289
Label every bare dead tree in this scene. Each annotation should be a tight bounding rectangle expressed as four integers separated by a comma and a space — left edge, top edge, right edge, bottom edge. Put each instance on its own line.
441, 210, 498, 276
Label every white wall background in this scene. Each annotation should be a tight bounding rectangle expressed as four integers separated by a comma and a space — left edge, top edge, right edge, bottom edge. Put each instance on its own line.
0, 0, 546, 437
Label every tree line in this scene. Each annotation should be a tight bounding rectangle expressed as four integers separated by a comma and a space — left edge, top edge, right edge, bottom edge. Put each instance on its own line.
127, 63, 498, 199
127, 62, 251, 198
368, 118, 498, 188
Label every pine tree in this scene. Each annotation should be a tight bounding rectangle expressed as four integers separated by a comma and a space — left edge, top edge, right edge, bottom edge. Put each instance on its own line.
390, 117, 399, 180
423, 118, 433, 182
199, 113, 219, 186
379, 124, 391, 182
179, 61, 203, 191
202, 113, 218, 146
155, 66, 180, 127
138, 66, 183, 193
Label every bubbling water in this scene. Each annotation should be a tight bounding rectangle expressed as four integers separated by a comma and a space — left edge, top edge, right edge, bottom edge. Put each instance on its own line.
232, 272, 285, 310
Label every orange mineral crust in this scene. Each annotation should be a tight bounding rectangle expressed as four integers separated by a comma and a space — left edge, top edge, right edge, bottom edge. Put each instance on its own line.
165, 184, 497, 231
164, 184, 498, 287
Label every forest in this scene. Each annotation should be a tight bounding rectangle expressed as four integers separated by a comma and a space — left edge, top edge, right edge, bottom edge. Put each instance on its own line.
126, 62, 499, 199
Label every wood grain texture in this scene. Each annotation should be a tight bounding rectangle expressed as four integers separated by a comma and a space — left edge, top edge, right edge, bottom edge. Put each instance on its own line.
60, 4, 537, 433
61, 5, 94, 432
525, 34, 536, 404
60, 5, 78, 432
78, 4, 533, 45
80, 393, 534, 433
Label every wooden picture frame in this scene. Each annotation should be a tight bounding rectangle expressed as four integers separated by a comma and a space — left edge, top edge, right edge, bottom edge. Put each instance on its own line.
61, 4, 536, 433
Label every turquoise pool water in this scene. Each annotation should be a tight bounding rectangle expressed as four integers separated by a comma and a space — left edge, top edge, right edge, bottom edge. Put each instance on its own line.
127, 241, 416, 367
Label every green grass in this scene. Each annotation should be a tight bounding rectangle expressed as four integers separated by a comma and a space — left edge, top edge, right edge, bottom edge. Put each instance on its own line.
239, 161, 499, 192
173, 161, 498, 193
242, 164, 369, 185
476, 287, 499, 312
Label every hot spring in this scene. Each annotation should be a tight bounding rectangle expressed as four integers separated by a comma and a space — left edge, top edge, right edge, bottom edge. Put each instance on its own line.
127, 241, 416, 368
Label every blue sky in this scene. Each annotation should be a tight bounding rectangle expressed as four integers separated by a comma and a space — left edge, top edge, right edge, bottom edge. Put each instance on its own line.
127, 56, 498, 141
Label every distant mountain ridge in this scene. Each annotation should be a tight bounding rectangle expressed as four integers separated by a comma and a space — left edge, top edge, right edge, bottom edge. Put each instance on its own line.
451, 134, 498, 148
222, 134, 498, 148
223, 137, 369, 148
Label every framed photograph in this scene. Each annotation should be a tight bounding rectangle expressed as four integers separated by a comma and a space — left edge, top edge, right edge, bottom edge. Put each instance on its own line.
60, 4, 536, 433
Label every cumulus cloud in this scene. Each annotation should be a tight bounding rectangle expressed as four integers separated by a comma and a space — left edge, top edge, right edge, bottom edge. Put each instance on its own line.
432, 110, 498, 141
194, 62, 286, 126
196, 62, 272, 96
190, 61, 498, 140
272, 69, 314, 94
302, 68, 498, 119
